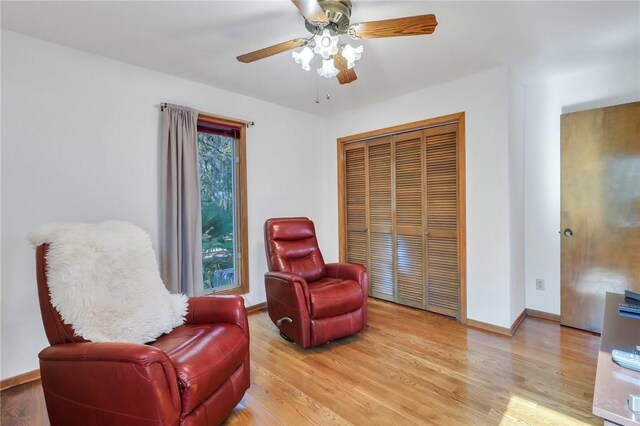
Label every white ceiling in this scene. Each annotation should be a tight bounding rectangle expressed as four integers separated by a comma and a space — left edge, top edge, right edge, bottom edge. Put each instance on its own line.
2, 1, 638, 115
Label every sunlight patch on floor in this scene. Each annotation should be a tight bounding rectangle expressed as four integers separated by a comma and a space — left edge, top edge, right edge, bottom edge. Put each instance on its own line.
498, 394, 592, 425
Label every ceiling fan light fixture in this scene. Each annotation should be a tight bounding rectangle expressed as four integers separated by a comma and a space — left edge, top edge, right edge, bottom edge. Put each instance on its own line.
313, 29, 339, 60
237, 2, 438, 85
341, 44, 363, 69
292, 46, 314, 71
317, 58, 339, 78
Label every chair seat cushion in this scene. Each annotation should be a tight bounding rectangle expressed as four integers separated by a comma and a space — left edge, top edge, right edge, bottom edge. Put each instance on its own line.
308, 278, 364, 319
150, 324, 248, 415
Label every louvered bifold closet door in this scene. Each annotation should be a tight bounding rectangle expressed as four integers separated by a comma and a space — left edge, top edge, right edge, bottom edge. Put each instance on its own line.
394, 131, 425, 308
367, 137, 394, 301
424, 123, 460, 317
344, 143, 368, 268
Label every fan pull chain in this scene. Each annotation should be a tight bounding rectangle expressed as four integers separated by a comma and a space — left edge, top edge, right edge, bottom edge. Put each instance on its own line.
314, 78, 331, 104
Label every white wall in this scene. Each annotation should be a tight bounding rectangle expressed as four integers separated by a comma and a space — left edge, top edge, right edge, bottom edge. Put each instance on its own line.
5, 26, 633, 382
322, 67, 518, 329
523, 61, 640, 315
0, 30, 325, 379
508, 71, 526, 324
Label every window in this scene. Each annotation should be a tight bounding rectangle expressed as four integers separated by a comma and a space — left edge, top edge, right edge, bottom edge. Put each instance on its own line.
197, 115, 248, 294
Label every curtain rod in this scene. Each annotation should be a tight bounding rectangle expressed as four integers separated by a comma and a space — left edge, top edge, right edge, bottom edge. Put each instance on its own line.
160, 103, 255, 128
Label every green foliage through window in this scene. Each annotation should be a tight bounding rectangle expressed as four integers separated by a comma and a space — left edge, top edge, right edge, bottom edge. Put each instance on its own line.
198, 132, 236, 290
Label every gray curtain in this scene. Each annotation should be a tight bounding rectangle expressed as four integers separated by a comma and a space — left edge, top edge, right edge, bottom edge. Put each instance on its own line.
160, 103, 203, 296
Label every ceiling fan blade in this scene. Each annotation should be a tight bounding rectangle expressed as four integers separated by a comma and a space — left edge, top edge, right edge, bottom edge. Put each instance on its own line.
291, 0, 328, 23
348, 14, 438, 39
236, 39, 308, 63
334, 53, 357, 85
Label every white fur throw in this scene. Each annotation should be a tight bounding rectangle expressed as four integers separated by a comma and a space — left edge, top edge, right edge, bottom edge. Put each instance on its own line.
28, 221, 188, 344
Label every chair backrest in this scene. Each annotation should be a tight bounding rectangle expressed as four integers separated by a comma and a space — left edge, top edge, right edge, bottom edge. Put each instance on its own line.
36, 244, 87, 345
264, 217, 326, 283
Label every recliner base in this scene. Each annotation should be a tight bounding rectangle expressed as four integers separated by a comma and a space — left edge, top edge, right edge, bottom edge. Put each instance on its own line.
279, 330, 294, 342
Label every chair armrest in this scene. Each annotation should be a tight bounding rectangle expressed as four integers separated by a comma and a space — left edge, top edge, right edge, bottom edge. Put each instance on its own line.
40, 341, 173, 364
185, 295, 249, 335
39, 342, 181, 423
325, 263, 368, 294
325, 262, 367, 283
264, 271, 310, 312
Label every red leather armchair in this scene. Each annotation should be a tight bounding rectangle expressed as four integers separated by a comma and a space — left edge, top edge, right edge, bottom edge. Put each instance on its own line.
35, 244, 250, 426
263, 217, 368, 348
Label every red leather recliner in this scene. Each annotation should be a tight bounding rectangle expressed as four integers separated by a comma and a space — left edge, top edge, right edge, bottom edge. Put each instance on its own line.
35, 244, 250, 426
263, 217, 368, 348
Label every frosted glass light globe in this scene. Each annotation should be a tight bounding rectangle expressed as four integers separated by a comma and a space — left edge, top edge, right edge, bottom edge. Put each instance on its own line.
341, 44, 363, 69
292, 46, 314, 71
317, 58, 339, 78
313, 29, 339, 60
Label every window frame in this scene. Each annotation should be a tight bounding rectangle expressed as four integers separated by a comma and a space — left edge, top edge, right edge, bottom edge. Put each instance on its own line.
197, 113, 249, 295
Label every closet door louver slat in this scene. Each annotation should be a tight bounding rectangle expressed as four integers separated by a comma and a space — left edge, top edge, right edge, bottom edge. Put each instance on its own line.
395, 133, 425, 308
370, 233, 394, 298
425, 128, 459, 316
368, 140, 394, 300
397, 234, 424, 307
345, 145, 368, 267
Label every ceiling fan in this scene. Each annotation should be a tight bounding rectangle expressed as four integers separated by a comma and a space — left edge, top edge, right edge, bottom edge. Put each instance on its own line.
236, 0, 438, 85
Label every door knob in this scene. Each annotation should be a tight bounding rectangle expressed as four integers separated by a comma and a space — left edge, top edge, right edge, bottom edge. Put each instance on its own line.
563, 228, 573, 237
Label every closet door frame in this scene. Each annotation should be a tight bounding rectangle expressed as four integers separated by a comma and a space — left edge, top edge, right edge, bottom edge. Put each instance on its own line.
337, 112, 467, 323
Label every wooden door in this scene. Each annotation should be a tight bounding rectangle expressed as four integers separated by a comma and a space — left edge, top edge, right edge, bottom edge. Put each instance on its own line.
367, 137, 395, 301
394, 131, 425, 308
344, 143, 368, 268
561, 101, 640, 333
339, 113, 466, 319
425, 124, 460, 317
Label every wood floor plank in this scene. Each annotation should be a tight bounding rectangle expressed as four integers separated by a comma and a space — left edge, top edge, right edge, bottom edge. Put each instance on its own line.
1, 298, 601, 425
0, 380, 49, 425
245, 364, 351, 425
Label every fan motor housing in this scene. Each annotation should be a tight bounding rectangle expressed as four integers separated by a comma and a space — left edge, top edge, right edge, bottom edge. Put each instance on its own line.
305, 0, 352, 35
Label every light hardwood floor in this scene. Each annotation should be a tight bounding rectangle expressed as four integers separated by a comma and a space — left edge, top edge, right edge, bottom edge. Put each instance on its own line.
1, 298, 601, 425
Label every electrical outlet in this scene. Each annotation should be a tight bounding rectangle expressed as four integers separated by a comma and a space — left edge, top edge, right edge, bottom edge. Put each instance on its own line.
536, 278, 545, 291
